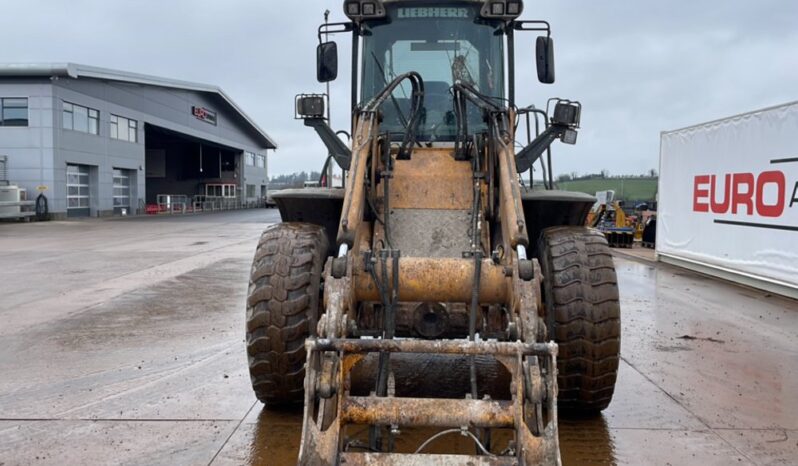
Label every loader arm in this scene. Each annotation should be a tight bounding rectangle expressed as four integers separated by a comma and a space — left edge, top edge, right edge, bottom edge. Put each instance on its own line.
452, 82, 530, 254
336, 72, 425, 250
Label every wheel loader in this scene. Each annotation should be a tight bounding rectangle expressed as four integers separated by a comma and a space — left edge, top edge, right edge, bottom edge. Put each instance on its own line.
245, 1, 621, 464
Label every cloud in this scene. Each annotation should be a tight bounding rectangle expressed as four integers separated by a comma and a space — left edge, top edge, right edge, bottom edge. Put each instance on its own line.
3, 0, 796, 177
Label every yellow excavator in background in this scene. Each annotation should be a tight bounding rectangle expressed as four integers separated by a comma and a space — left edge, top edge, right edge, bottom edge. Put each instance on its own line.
587, 191, 635, 247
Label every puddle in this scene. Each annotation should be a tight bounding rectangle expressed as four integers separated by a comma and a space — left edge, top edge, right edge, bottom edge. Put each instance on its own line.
246, 408, 617, 465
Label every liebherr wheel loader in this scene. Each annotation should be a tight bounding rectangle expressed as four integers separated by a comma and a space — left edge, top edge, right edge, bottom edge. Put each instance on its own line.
245, 1, 621, 464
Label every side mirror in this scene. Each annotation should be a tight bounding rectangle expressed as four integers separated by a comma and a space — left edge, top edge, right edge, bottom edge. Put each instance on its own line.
317, 41, 338, 83
536, 36, 555, 84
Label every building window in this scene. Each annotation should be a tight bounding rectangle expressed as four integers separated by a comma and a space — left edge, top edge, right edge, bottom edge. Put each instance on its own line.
246, 184, 256, 198
63, 102, 99, 135
110, 114, 137, 142
0, 98, 28, 127
204, 183, 237, 199
113, 169, 131, 210
245, 151, 255, 166
256, 154, 265, 168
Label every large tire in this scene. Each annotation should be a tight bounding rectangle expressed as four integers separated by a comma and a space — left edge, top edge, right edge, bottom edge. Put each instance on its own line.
537, 226, 621, 414
246, 223, 329, 405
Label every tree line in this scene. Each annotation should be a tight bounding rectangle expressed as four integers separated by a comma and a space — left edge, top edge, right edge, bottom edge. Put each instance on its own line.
269, 171, 323, 189
556, 169, 658, 183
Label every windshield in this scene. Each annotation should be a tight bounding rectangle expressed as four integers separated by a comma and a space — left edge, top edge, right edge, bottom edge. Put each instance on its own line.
361, 4, 505, 141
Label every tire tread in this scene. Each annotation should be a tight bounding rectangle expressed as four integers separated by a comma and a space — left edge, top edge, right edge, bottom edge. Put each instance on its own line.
538, 226, 621, 413
245, 222, 328, 405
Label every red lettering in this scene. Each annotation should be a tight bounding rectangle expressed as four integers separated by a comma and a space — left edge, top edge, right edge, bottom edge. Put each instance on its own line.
695, 171, 792, 216
709, 174, 731, 213
731, 173, 755, 215
693, 175, 710, 212
755, 170, 785, 217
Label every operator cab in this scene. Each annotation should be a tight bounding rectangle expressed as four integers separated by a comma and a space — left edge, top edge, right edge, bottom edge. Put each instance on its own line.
299, 0, 579, 188
360, 3, 505, 142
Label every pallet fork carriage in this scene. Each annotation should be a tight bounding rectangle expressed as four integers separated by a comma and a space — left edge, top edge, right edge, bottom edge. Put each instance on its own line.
245, 1, 621, 464
301, 339, 560, 465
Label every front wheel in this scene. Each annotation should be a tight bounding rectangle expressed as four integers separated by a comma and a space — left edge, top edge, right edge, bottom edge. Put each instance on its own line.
537, 226, 621, 414
245, 223, 328, 405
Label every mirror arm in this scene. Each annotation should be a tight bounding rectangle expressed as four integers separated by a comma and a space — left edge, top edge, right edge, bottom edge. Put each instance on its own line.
304, 118, 352, 170
515, 124, 568, 173
317, 22, 354, 42
512, 19, 551, 37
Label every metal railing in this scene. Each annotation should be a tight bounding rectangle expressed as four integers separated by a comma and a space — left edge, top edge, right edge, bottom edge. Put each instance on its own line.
147, 194, 268, 215
0, 199, 35, 219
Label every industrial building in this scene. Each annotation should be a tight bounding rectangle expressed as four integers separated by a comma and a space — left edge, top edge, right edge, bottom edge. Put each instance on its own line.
0, 63, 276, 218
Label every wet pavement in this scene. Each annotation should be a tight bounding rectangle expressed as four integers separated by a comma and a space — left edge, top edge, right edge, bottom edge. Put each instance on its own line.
1, 209, 796, 465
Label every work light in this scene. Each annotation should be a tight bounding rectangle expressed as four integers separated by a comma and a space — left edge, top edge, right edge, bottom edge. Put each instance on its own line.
295, 95, 326, 119
549, 99, 581, 144
552, 101, 579, 127
561, 129, 578, 145
346, 2, 360, 16
344, 0, 386, 21
481, 0, 523, 20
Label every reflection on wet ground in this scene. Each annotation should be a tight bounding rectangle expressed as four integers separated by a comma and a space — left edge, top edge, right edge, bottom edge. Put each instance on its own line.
1, 210, 796, 465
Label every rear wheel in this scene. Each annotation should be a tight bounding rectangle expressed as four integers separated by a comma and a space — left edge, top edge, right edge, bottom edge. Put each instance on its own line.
246, 223, 328, 405
537, 226, 621, 414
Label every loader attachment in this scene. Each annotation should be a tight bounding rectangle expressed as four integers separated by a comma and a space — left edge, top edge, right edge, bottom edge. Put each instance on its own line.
299, 339, 561, 465
297, 233, 562, 465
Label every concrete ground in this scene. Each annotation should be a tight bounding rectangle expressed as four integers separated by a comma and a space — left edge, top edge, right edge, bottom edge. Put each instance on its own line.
611, 243, 656, 263
0, 209, 796, 465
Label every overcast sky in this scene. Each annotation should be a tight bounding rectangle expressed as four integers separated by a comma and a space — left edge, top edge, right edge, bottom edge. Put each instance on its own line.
3, 0, 797, 177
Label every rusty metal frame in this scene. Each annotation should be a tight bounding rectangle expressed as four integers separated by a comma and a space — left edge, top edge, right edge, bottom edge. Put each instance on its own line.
297, 35, 564, 464
299, 248, 561, 465
353, 257, 511, 304
339, 452, 519, 465
299, 333, 561, 465
308, 338, 556, 357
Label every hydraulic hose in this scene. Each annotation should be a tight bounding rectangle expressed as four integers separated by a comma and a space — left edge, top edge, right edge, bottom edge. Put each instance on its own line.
363, 72, 425, 159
